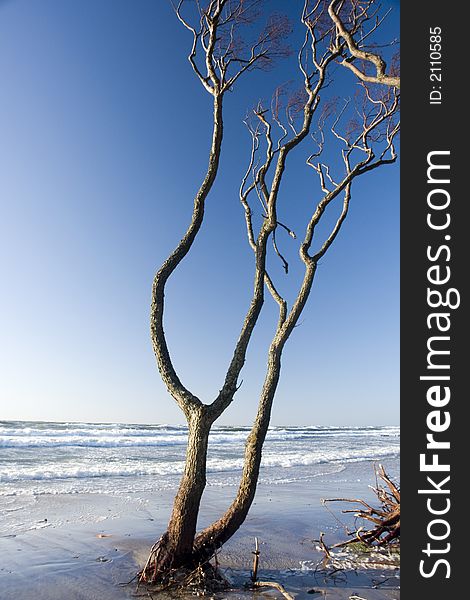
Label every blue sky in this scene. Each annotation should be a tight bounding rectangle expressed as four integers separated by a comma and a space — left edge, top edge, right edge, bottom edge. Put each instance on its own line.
0, 0, 399, 426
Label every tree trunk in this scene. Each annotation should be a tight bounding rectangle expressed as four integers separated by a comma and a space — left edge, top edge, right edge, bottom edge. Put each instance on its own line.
194, 351, 282, 558
154, 408, 211, 573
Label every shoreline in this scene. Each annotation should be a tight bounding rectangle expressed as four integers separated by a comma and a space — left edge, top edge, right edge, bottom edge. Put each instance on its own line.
0, 461, 399, 599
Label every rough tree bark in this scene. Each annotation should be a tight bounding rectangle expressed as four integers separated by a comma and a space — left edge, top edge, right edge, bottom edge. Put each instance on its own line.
154, 408, 212, 571
141, 0, 400, 584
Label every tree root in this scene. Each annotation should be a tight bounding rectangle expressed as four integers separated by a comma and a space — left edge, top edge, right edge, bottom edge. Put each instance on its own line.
137, 534, 296, 599
322, 464, 400, 550
137, 535, 229, 595
138, 559, 230, 596
138, 536, 164, 585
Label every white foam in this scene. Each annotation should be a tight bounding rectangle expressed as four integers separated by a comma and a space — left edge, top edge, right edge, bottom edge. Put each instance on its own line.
0, 446, 398, 485
0, 424, 399, 448
0, 421, 399, 497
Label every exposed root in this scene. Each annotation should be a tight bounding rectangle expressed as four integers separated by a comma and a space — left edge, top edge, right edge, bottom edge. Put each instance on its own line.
318, 532, 331, 560
138, 559, 230, 596
137, 536, 230, 596
314, 465, 400, 576
322, 464, 400, 550
138, 534, 296, 598
138, 536, 165, 585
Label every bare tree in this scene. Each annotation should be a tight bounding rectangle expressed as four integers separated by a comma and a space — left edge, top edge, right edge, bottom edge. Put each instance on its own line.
143, 0, 399, 583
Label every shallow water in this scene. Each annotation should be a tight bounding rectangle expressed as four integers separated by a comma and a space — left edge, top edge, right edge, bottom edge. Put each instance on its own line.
0, 464, 400, 600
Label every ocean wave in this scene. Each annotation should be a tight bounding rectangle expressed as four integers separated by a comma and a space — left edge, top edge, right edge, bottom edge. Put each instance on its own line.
0, 421, 399, 499
0, 435, 188, 448
0, 426, 189, 439
0, 424, 399, 448
0, 446, 399, 484
0, 464, 351, 497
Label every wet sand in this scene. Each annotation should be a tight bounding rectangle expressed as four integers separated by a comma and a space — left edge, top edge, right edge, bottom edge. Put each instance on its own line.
0, 461, 399, 600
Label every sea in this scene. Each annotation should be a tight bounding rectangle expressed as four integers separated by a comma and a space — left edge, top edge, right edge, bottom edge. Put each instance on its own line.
0, 421, 399, 497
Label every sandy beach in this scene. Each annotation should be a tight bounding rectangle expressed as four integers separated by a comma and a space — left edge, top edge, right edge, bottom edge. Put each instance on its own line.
0, 460, 399, 600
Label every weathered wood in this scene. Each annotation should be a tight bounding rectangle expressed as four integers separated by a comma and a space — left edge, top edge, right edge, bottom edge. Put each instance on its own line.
324, 466, 401, 550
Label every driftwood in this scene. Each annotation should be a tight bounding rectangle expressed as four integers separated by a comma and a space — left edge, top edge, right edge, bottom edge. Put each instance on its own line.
322, 465, 400, 549
253, 580, 295, 600
251, 536, 260, 582
249, 537, 295, 600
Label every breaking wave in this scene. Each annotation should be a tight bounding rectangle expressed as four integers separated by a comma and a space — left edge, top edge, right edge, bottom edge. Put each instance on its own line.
0, 421, 399, 495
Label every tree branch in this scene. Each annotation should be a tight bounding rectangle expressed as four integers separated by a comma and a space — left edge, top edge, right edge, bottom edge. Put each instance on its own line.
328, 0, 400, 88
173, 1, 214, 94
150, 94, 224, 416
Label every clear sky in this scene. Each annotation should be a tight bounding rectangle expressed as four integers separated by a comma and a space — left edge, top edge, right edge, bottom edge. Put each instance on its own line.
0, 0, 399, 426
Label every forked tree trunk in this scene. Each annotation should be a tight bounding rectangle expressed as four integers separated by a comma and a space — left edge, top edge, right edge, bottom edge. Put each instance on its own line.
194, 350, 282, 558
151, 352, 281, 576
150, 248, 318, 578
193, 262, 318, 559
